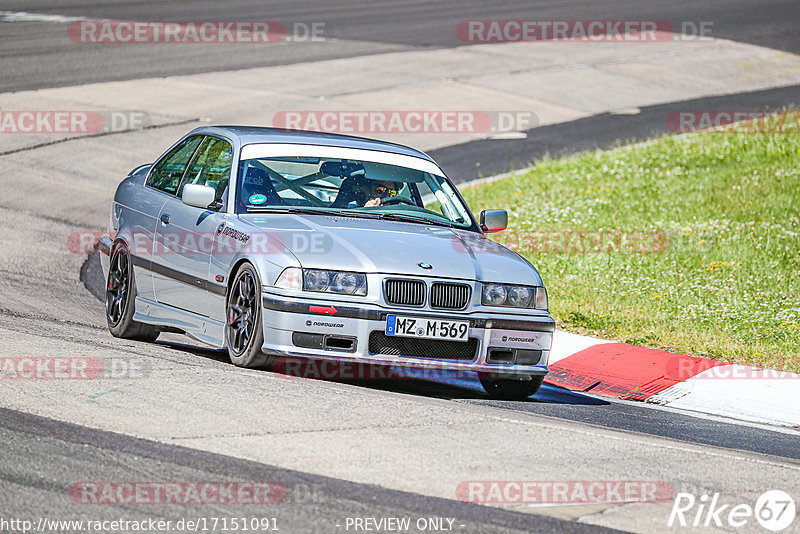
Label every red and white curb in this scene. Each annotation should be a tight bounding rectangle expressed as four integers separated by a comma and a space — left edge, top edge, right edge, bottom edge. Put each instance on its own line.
547, 331, 800, 428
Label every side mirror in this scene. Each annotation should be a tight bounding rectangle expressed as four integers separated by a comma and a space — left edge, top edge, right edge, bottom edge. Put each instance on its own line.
182, 183, 217, 210
480, 210, 508, 232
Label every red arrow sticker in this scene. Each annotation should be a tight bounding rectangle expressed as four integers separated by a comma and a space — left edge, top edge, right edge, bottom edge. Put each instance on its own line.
309, 305, 339, 315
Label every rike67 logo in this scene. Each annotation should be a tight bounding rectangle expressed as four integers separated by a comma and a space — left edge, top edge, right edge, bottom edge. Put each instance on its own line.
669, 490, 796, 531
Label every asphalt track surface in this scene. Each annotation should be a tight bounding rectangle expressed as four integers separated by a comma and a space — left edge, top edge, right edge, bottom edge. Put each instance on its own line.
1, 407, 622, 534
1, 0, 800, 92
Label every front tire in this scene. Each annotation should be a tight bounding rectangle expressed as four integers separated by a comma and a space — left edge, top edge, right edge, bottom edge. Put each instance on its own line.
479, 374, 544, 400
106, 241, 160, 342
226, 263, 274, 369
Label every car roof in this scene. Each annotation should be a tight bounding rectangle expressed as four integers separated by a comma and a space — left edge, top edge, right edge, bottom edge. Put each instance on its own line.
188, 126, 435, 163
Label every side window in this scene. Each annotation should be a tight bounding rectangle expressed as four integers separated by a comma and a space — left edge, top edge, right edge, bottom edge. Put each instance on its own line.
147, 136, 203, 195
178, 137, 233, 202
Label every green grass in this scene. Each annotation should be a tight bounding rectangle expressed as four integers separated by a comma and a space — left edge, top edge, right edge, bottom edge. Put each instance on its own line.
461, 117, 800, 371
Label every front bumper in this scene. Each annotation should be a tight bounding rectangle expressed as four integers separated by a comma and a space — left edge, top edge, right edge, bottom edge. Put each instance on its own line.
260, 292, 553, 376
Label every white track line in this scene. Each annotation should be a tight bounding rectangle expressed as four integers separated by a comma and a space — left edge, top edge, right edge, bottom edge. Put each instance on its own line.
0, 11, 87, 23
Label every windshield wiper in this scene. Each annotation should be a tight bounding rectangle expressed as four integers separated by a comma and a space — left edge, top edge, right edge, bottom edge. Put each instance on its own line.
245, 207, 455, 227
245, 207, 383, 219
248, 207, 337, 215
377, 212, 453, 228
246, 207, 325, 215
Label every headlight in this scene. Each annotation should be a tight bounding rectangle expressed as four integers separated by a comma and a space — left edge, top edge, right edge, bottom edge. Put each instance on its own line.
304, 269, 366, 296
303, 269, 331, 292
330, 272, 363, 295
482, 284, 507, 306
507, 286, 533, 308
482, 283, 547, 310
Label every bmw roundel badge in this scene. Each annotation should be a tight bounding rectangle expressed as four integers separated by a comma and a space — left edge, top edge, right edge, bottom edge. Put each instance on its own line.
418, 262, 433, 270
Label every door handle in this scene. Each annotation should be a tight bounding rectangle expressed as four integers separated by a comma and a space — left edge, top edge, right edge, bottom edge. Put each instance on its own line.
160, 213, 171, 225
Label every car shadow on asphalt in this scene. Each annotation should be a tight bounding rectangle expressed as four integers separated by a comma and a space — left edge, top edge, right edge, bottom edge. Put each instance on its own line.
153, 340, 608, 405
154, 339, 230, 363
271, 361, 611, 406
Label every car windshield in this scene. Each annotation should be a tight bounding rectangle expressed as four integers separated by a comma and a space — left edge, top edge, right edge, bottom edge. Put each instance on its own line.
235, 156, 476, 229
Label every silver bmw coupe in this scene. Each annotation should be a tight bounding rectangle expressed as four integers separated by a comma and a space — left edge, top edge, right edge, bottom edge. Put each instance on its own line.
100, 126, 554, 399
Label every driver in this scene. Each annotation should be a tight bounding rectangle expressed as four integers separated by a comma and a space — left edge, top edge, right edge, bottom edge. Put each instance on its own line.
363, 180, 400, 207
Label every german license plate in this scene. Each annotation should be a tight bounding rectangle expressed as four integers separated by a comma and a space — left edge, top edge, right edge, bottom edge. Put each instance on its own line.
385, 315, 469, 342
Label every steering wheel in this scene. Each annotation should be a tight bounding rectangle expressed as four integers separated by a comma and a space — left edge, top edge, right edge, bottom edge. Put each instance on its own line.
380, 196, 417, 206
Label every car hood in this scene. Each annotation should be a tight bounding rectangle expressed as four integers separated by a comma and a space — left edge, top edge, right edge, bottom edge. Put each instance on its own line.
239, 213, 543, 285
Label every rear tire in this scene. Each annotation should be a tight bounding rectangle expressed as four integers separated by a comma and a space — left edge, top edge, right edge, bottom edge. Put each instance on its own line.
226, 263, 274, 369
479, 374, 544, 400
106, 241, 160, 342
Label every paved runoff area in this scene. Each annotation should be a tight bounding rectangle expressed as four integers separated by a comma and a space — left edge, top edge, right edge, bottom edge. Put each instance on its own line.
3, 34, 800, 156
1, 10, 800, 533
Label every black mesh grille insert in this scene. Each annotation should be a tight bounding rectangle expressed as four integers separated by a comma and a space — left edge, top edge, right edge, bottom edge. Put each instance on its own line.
368, 331, 478, 361
385, 279, 426, 306
430, 282, 471, 309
